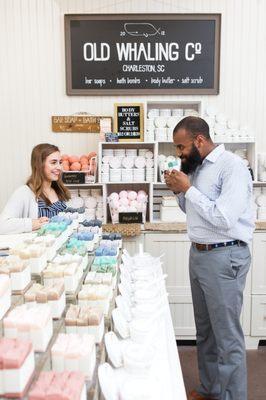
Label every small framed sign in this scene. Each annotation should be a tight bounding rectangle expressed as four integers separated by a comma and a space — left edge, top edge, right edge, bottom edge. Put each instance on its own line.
62, 172, 85, 184
52, 115, 112, 133
114, 103, 144, 141
119, 212, 143, 223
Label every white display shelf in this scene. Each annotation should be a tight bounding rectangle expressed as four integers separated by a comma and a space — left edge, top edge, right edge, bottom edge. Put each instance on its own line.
102, 181, 153, 184
214, 138, 255, 143
65, 183, 103, 187
66, 100, 263, 224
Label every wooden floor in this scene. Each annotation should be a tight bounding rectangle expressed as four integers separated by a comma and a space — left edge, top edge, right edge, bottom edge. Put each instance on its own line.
178, 345, 266, 400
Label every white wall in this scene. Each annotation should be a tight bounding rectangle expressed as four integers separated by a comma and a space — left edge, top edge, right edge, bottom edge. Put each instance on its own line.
0, 0, 266, 209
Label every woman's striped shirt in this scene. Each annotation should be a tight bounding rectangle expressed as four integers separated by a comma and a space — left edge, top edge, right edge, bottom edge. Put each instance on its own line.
38, 199, 67, 218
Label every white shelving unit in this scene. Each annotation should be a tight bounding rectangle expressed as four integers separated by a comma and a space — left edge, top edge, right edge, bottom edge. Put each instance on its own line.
65, 99, 265, 223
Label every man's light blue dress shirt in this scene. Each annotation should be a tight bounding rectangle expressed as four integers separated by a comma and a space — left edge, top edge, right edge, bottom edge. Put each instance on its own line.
177, 144, 255, 244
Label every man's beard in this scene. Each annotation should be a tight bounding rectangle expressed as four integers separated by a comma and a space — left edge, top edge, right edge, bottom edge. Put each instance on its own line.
180, 144, 202, 175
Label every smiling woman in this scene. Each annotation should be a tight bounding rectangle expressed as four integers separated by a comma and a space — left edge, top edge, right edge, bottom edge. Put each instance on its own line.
0, 143, 70, 234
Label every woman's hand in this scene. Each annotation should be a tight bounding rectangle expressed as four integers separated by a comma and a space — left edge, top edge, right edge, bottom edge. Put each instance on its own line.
32, 217, 49, 231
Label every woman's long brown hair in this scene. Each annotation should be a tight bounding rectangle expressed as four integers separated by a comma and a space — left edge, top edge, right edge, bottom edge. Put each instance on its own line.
26, 143, 70, 205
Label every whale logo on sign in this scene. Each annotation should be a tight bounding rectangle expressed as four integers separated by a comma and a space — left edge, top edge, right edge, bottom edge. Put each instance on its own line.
124, 23, 161, 37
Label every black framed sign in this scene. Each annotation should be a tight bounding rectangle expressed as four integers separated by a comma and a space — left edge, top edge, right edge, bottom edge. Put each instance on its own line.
65, 14, 221, 95
114, 103, 144, 141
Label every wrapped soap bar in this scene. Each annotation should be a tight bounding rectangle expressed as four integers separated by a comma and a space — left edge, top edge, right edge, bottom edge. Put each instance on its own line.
0, 338, 35, 398
65, 305, 79, 327
35, 289, 48, 303
28, 371, 86, 400
51, 333, 96, 380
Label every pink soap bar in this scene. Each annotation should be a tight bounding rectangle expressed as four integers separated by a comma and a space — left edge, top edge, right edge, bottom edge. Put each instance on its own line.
0, 338, 14, 369
28, 371, 55, 399
65, 372, 85, 400
0, 275, 10, 296
3, 340, 32, 369
29, 371, 85, 400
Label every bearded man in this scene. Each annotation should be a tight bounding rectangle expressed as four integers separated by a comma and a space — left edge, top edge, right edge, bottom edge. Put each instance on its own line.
165, 116, 254, 400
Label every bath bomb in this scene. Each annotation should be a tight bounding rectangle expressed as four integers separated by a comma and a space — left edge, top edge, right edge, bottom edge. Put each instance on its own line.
62, 161, 70, 171
136, 202, 146, 212
62, 154, 69, 161
128, 191, 137, 201
137, 193, 147, 202
110, 199, 120, 209
81, 164, 89, 171
70, 162, 81, 171
109, 192, 119, 201
119, 190, 128, 199
119, 198, 129, 207
80, 155, 88, 162
88, 151, 97, 159
129, 200, 138, 208
69, 156, 79, 164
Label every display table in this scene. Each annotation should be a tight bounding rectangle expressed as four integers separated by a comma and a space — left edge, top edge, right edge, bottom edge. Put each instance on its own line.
0, 230, 188, 399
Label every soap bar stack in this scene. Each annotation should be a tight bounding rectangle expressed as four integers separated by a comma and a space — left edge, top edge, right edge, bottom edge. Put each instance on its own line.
67, 188, 104, 221
160, 195, 186, 223
86, 270, 115, 290
25, 234, 57, 261
59, 238, 88, 257
3, 303, 53, 352
65, 304, 104, 343
92, 258, 117, 275
95, 245, 118, 257
80, 217, 102, 230
43, 259, 83, 293
0, 338, 35, 398
78, 284, 112, 315
85, 271, 113, 286
38, 216, 73, 238
0, 275, 11, 320
51, 333, 96, 380
9, 242, 47, 274
24, 282, 65, 319
0, 256, 31, 291
52, 253, 88, 271
28, 371, 86, 400
69, 231, 95, 252
101, 233, 122, 249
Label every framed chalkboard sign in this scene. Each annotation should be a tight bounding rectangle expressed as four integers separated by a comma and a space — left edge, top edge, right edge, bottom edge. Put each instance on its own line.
119, 212, 143, 224
65, 13, 221, 95
114, 103, 144, 141
62, 172, 85, 184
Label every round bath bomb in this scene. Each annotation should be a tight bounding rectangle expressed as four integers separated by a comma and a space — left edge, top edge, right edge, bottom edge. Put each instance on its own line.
137, 191, 147, 202
109, 192, 119, 202
136, 202, 145, 212
61, 154, 69, 161
129, 200, 138, 208
88, 151, 97, 159
110, 199, 120, 210
128, 191, 137, 201
119, 190, 128, 199
119, 198, 129, 207
81, 164, 89, 171
70, 162, 81, 171
62, 161, 70, 171
80, 155, 88, 162
69, 155, 79, 164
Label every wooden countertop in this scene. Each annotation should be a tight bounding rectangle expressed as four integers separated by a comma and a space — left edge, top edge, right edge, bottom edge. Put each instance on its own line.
144, 221, 266, 232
